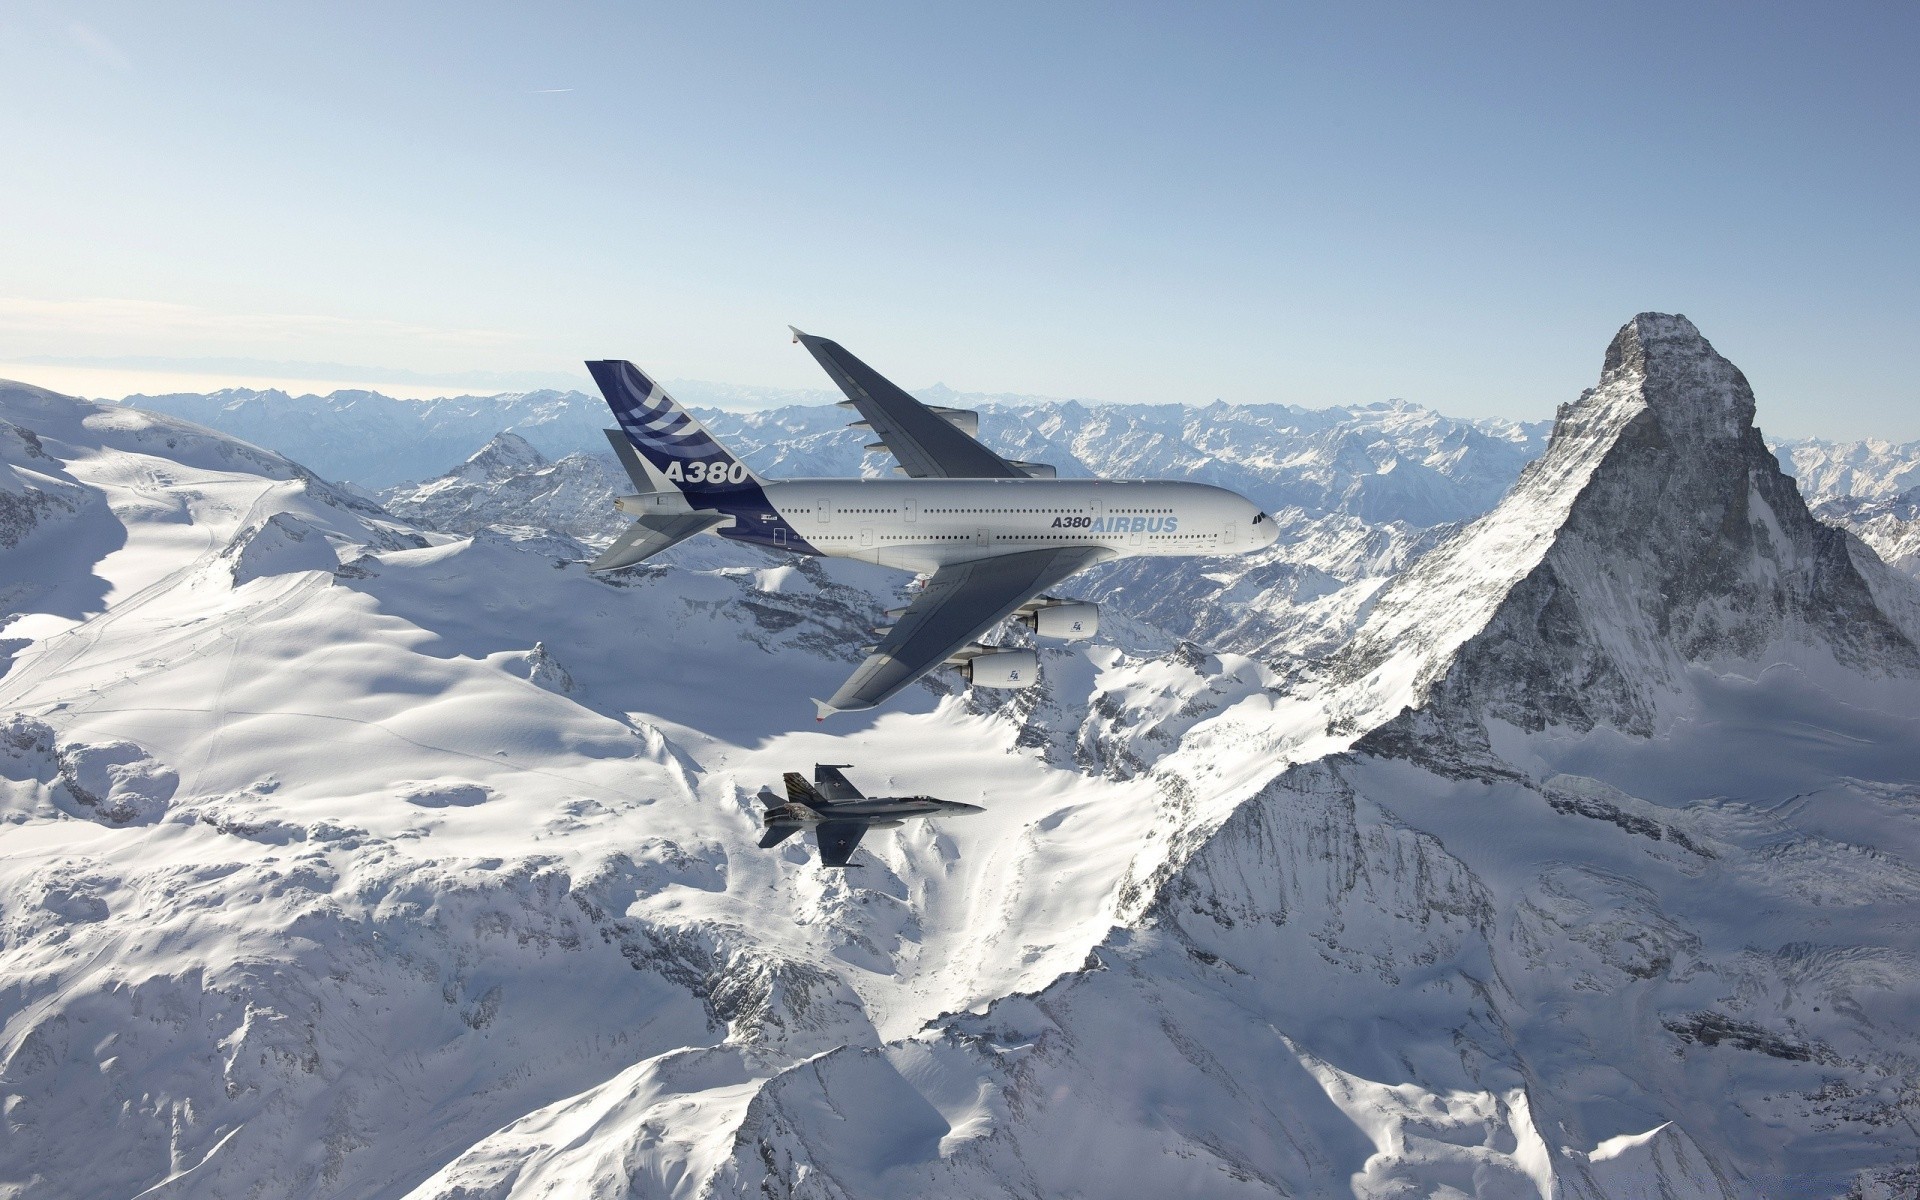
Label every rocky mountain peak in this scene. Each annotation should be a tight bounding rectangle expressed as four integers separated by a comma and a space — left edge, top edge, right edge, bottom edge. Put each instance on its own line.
1331, 312, 1920, 742
463, 431, 547, 480
1596, 311, 1754, 443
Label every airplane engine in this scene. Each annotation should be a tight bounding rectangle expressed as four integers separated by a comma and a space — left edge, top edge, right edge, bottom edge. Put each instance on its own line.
961, 649, 1039, 688
1025, 601, 1098, 641
928, 406, 979, 437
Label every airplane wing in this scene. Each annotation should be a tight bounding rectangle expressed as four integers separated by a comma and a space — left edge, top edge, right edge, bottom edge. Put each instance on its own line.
790, 328, 1026, 479
814, 821, 868, 868
816, 545, 1112, 717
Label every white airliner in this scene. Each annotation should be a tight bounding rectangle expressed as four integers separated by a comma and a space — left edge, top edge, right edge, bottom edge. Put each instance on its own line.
585, 329, 1278, 718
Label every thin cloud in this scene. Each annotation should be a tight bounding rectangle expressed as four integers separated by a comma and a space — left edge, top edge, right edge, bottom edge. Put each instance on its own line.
528, 87, 575, 94
68, 23, 131, 71
0, 297, 524, 349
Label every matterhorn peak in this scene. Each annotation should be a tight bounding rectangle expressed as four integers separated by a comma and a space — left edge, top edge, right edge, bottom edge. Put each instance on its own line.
1594, 311, 1756, 442
1330, 311, 1920, 741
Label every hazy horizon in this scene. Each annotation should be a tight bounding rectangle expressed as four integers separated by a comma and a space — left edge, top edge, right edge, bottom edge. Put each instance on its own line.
4, 4, 1915, 439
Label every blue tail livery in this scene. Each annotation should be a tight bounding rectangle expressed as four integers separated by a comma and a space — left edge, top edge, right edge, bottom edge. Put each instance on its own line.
585, 360, 761, 493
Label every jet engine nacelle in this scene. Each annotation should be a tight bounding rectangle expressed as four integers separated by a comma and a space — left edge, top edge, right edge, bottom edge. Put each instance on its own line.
1025, 601, 1098, 641
928, 406, 980, 437
1009, 460, 1058, 479
961, 649, 1039, 688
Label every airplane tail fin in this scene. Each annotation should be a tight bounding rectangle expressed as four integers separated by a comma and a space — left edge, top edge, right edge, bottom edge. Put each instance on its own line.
783, 771, 828, 807
756, 786, 785, 809
758, 825, 801, 849
586, 360, 763, 494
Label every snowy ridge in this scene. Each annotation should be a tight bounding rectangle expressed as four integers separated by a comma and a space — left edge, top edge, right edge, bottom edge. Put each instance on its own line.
1813, 486, 1920, 578
128, 383, 1550, 531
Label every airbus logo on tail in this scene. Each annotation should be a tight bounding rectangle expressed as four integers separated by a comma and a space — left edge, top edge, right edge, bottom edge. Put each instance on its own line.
663, 459, 752, 485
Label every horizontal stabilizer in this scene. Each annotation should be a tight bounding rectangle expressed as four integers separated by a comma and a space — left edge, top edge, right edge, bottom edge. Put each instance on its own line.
758, 825, 801, 850
588, 512, 729, 572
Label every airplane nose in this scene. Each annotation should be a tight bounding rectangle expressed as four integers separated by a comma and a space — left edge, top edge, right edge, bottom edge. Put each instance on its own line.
1253, 510, 1279, 546
946, 802, 986, 815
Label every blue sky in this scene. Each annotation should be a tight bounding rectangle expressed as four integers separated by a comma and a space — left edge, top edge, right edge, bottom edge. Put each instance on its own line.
2, 2, 1915, 437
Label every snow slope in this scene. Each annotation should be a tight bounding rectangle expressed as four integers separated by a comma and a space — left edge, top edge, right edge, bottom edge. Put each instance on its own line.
6, 311, 1918, 1198
0, 381, 1230, 1198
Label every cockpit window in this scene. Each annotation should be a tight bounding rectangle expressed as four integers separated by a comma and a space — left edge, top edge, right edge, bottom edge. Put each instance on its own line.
1252, 511, 1268, 525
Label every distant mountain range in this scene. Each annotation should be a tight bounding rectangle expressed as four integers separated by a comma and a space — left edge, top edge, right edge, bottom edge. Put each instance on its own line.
126, 377, 1920, 665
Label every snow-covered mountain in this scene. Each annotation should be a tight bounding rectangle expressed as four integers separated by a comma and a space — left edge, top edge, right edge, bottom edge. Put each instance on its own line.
5, 310, 1917, 1199
1808, 487, 1920, 579
1774, 436, 1920, 505
113, 386, 614, 489
380, 432, 630, 545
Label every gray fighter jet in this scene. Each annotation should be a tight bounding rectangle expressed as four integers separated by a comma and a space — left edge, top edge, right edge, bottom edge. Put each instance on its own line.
756, 764, 983, 868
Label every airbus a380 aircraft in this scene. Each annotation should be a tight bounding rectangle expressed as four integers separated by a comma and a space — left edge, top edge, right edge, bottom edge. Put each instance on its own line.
586, 329, 1278, 718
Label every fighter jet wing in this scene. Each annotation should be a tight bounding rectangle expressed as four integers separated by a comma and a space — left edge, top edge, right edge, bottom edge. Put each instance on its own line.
816, 545, 1112, 717
790, 329, 1026, 479
815, 821, 868, 867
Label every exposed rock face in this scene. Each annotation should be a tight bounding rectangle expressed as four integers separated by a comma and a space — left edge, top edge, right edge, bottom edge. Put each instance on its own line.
0, 415, 80, 551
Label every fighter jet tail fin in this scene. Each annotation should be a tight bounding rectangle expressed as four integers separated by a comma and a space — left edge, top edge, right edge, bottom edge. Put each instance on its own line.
756, 786, 785, 809
758, 825, 801, 849
783, 771, 828, 807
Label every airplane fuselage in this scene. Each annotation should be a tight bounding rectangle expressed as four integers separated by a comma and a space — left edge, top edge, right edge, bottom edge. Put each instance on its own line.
686, 477, 1276, 573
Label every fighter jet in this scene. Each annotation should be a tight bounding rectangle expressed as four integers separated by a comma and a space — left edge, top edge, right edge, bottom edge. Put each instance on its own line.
756, 764, 983, 868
